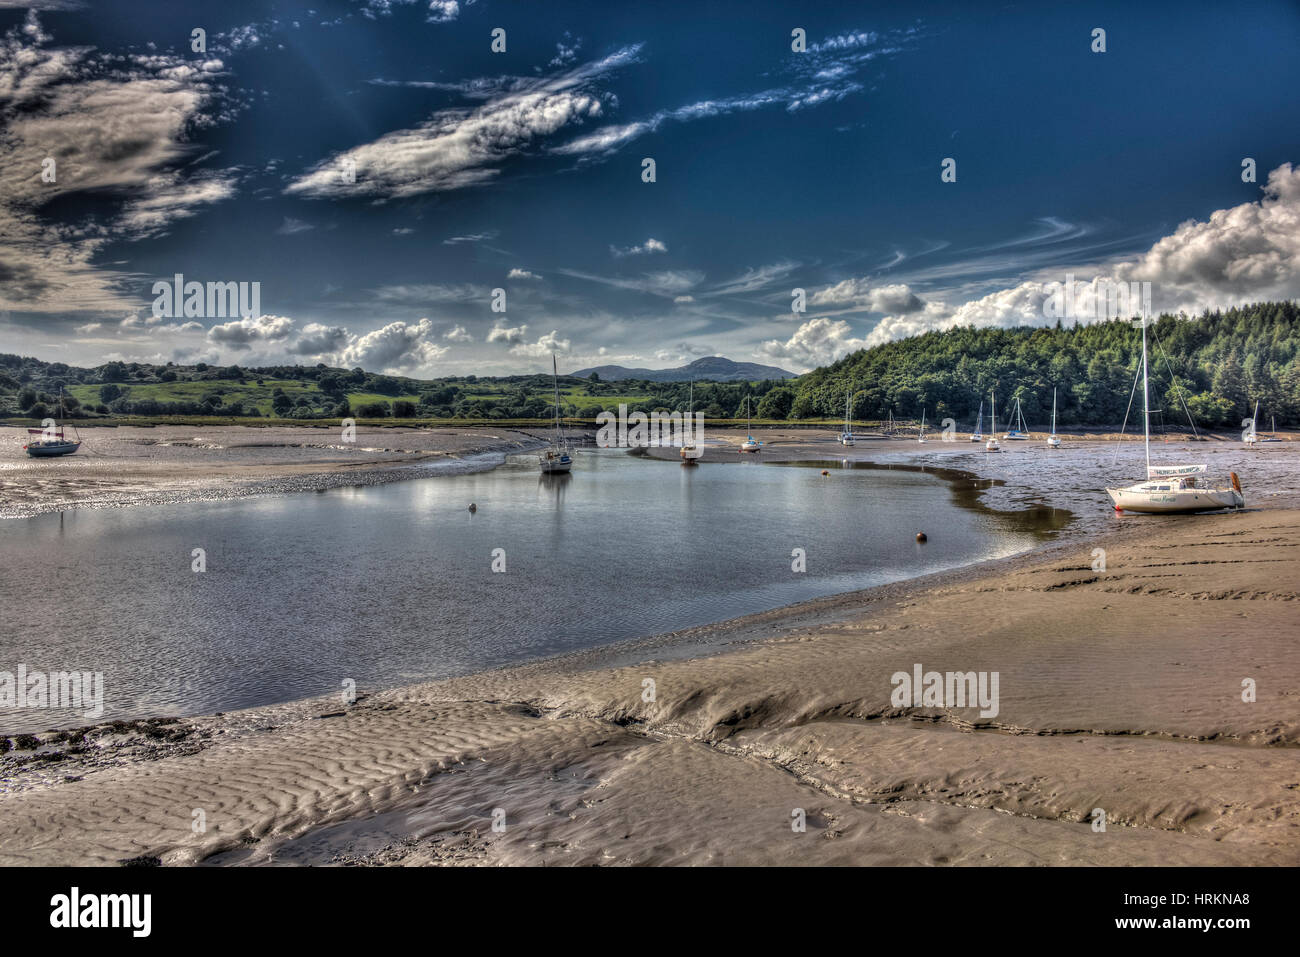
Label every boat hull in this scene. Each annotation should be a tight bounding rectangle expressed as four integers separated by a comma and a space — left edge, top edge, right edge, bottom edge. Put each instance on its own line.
540, 460, 572, 474
25, 441, 81, 457
1106, 486, 1242, 513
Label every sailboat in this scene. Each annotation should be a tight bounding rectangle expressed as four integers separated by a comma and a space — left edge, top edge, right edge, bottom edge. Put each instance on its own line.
1260, 414, 1282, 443
681, 380, 700, 465
539, 354, 573, 474
969, 400, 983, 442
1105, 313, 1243, 513
23, 390, 82, 457
1046, 388, 1061, 448
917, 407, 927, 443
739, 396, 760, 453
985, 392, 1001, 452
885, 410, 895, 436
1244, 400, 1260, 446
839, 391, 855, 446
1003, 397, 1029, 439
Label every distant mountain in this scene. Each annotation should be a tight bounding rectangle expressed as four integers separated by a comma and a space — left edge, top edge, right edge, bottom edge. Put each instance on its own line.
571, 356, 797, 383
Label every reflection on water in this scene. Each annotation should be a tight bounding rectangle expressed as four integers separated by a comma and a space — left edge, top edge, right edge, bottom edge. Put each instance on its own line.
0, 450, 1068, 732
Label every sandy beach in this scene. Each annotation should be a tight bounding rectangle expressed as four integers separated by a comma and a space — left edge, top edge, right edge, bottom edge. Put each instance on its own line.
1, 427, 1297, 866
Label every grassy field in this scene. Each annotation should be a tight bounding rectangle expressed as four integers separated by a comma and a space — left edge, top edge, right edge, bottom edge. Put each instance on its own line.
66, 379, 421, 416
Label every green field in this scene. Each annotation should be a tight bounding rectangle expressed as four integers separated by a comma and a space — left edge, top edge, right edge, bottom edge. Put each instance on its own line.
67, 379, 420, 416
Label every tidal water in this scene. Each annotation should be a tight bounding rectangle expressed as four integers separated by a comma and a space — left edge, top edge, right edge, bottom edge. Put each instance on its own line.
0, 449, 1069, 732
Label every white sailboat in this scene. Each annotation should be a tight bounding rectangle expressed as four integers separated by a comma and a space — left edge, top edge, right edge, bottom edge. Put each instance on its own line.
1106, 314, 1243, 513
539, 354, 573, 474
969, 400, 983, 442
917, 406, 927, 443
1046, 387, 1061, 448
1003, 397, 1028, 439
985, 392, 1001, 452
839, 391, 855, 446
739, 396, 760, 453
681, 380, 700, 465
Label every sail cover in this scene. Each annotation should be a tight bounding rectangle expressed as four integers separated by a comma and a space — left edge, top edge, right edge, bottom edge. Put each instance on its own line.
1148, 464, 1206, 477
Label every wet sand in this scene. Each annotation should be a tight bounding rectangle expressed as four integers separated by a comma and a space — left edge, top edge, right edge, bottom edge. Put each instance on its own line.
1, 431, 1297, 864
0, 424, 567, 518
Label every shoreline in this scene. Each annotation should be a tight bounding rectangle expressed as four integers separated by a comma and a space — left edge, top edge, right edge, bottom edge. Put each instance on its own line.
2, 428, 1297, 865
2, 503, 1296, 864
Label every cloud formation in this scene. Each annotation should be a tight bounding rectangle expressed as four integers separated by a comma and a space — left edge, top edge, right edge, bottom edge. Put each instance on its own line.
287, 47, 640, 199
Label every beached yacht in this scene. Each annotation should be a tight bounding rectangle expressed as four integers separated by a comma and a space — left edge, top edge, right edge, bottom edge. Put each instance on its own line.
985, 392, 1001, 452
739, 396, 760, 452
23, 392, 81, 457
540, 354, 573, 474
1046, 388, 1061, 448
970, 400, 984, 442
1106, 313, 1243, 513
839, 392, 855, 446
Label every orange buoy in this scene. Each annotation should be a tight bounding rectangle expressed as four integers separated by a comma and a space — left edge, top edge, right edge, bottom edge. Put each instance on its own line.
916, 532, 927, 543
821, 469, 829, 476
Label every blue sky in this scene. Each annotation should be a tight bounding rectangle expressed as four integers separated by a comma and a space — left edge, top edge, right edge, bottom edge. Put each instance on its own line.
1, 0, 1298, 375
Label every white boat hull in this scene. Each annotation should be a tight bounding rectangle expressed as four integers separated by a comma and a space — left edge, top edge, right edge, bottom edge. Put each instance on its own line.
1106, 484, 1242, 513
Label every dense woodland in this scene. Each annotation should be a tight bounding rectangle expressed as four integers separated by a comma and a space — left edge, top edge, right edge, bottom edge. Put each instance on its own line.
781, 301, 1300, 429
1, 302, 1295, 427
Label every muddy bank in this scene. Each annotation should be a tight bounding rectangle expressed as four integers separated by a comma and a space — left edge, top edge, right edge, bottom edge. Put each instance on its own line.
2, 506, 1296, 866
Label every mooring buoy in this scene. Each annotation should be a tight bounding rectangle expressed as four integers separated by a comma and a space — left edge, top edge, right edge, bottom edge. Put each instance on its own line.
468, 503, 477, 513
916, 532, 927, 543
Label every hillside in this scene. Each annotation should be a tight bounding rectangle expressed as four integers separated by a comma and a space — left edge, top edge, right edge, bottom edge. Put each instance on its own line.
571, 356, 796, 382
774, 302, 1299, 428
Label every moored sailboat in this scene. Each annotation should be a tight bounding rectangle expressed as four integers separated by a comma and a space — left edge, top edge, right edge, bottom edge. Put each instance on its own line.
969, 400, 983, 442
839, 391, 855, 446
1106, 313, 1243, 513
23, 390, 81, 458
539, 354, 573, 474
681, 379, 700, 465
1046, 387, 1061, 448
739, 396, 761, 453
985, 392, 1001, 452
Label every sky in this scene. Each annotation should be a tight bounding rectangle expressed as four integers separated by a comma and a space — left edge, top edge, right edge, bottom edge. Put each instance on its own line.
1, 0, 1298, 376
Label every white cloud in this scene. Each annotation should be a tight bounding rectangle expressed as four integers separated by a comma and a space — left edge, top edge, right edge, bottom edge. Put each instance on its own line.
286, 47, 639, 199
207, 314, 295, 349
0, 13, 236, 313
276, 216, 315, 235
862, 163, 1300, 346
508, 267, 542, 280
443, 324, 473, 342
487, 322, 527, 344
611, 237, 667, 257
811, 279, 925, 313
510, 329, 570, 357
759, 317, 867, 370
338, 317, 447, 371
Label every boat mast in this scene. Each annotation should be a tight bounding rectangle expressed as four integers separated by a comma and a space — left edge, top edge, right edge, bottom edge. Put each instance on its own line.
552, 353, 562, 440
1051, 387, 1057, 433
1141, 310, 1150, 477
